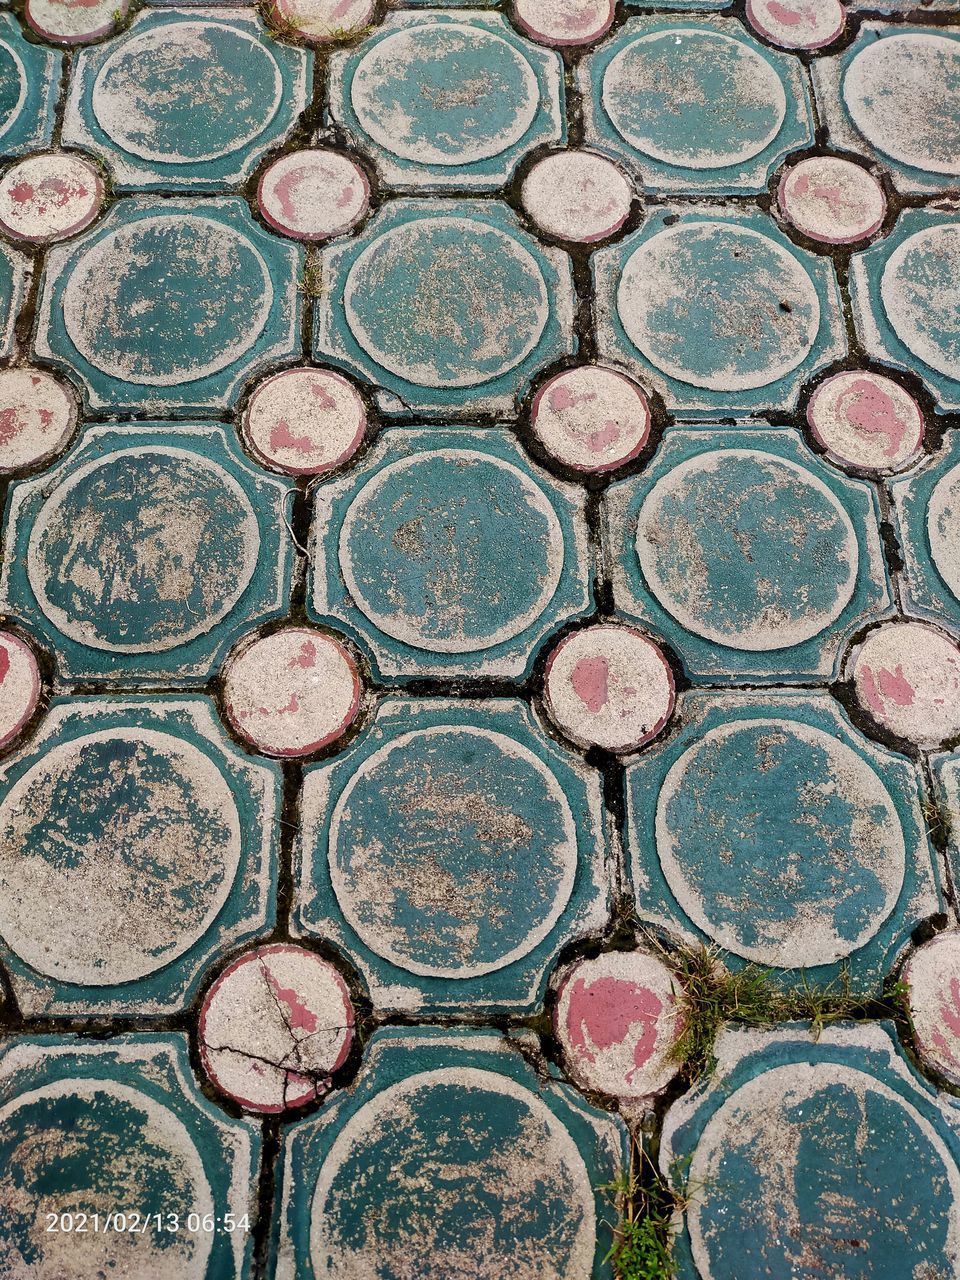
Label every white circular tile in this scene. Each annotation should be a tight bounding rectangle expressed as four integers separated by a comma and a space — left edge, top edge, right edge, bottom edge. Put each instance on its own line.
531, 366, 651, 473
513, 0, 614, 47
521, 151, 632, 244
779, 156, 885, 246
0, 154, 103, 244
807, 371, 923, 471
242, 367, 367, 476
851, 621, 960, 748
0, 631, 40, 751
258, 149, 369, 241
746, 0, 845, 50
0, 367, 76, 474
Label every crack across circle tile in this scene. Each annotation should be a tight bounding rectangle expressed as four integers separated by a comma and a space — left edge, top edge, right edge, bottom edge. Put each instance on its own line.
595, 207, 845, 417
0, 1035, 259, 1278
274, 1027, 627, 1280
604, 428, 891, 683
0, 13, 61, 156
813, 25, 960, 195
62, 9, 311, 191
314, 199, 575, 416
294, 699, 609, 1015
0, 697, 278, 1015
891, 436, 960, 638
579, 17, 812, 195
309, 428, 590, 679
850, 209, 960, 414
626, 692, 939, 993
660, 1023, 960, 1280
0, 424, 292, 685
327, 11, 564, 191
35, 197, 301, 415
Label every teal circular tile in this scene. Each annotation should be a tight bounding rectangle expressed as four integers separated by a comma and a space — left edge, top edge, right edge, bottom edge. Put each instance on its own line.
0, 1078, 213, 1276
881, 224, 960, 380
635, 450, 858, 651
685, 1062, 960, 1278
62, 214, 272, 386
0, 43, 25, 141
339, 449, 563, 653
91, 21, 283, 165
617, 222, 820, 391
656, 718, 904, 967
27, 448, 259, 653
343, 217, 549, 388
328, 726, 577, 977
926, 460, 960, 605
0, 727, 240, 984
309, 1066, 596, 1278
601, 30, 786, 169
351, 23, 538, 166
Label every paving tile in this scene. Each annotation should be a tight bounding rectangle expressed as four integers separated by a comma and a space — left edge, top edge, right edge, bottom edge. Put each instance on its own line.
745, 0, 845, 51
813, 25, 960, 195
529, 365, 651, 473
513, 0, 615, 47
903, 931, 960, 1089
626, 691, 940, 992
308, 428, 590, 679
520, 150, 634, 245
579, 17, 813, 195
848, 621, 960, 752
295, 698, 609, 1015
270, 0, 377, 43
63, 9, 311, 190
605, 428, 891, 682
327, 11, 564, 191
0, 696, 279, 1015
553, 948, 684, 1102
0, 238, 27, 359
850, 209, 960, 413
0, 13, 61, 156
25, 0, 128, 45
198, 943, 355, 1114
0, 366, 77, 474
35, 197, 301, 414
594, 208, 845, 417
891, 435, 960, 636
777, 155, 887, 247
0, 424, 293, 685
0, 629, 40, 751
934, 752, 960, 926
314, 198, 575, 415
660, 1022, 960, 1280
241, 366, 368, 476
0, 1034, 259, 1278
275, 1027, 628, 1280
257, 148, 370, 241
0, 152, 104, 244
806, 369, 925, 473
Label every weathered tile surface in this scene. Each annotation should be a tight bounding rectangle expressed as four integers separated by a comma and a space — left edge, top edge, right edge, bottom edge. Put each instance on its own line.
295, 698, 609, 1014
1, 424, 293, 683
0, 13, 61, 154
626, 692, 940, 991
661, 1023, 960, 1279
275, 1028, 628, 1279
0, 1035, 260, 1278
891, 435, 960, 635
0, 697, 278, 1014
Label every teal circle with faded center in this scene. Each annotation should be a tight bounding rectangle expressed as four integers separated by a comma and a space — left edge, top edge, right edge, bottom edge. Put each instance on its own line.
350, 23, 539, 166
92, 21, 283, 165
328, 726, 578, 977
339, 449, 564, 653
343, 217, 549, 388
686, 1063, 960, 1279
656, 719, 905, 968
0, 42, 25, 141
602, 29, 787, 170
635, 450, 858, 651
310, 1067, 596, 1280
27, 448, 259, 653
881, 224, 960, 380
618, 222, 820, 391
0, 1079, 213, 1276
928, 461, 960, 604
0, 727, 241, 984
62, 215, 272, 386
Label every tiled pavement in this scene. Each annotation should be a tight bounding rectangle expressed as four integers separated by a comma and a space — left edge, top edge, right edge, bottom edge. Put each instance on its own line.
0, 1, 960, 1278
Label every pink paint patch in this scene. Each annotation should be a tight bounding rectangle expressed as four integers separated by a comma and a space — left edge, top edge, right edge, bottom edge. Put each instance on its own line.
270, 419, 316, 456
566, 975, 663, 1082
767, 1, 803, 24
571, 656, 610, 714
877, 664, 915, 707
264, 964, 320, 1033
837, 379, 910, 458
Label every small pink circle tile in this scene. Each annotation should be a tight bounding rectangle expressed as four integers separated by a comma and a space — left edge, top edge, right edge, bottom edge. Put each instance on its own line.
242, 368, 367, 476
0, 368, 77, 474
807, 371, 923, 472
25, 0, 128, 44
269, 0, 376, 44
222, 627, 362, 758
903, 933, 960, 1088
521, 152, 632, 245
531, 366, 651, 474
554, 950, 683, 1099
851, 621, 960, 749
258, 149, 369, 242
0, 631, 41, 751
745, 0, 845, 51
543, 623, 674, 753
779, 157, 885, 246
199, 944, 355, 1113
513, 0, 614, 47
0, 154, 103, 245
